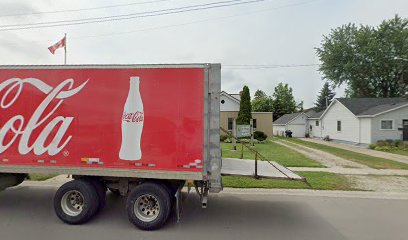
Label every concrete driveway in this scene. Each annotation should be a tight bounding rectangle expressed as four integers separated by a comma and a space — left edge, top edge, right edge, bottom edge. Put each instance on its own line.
1, 184, 408, 240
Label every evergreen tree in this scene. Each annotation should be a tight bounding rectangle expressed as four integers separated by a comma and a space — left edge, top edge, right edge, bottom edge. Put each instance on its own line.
236, 86, 252, 124
314, 82, 336, 112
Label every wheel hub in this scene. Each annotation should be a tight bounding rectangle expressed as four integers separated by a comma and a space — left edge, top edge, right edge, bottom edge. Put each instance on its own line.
134, 194, 160, 222
61, 190, 84, 216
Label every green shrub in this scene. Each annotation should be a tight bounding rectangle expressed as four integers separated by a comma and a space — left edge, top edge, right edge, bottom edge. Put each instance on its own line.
376, 140, 388, 147
368, 144, 377, 150
385, 139, 394, 145
374, 146, 396, 151
395, 140, 404, 147
220, 135, 228, 142
375, 140, 408, 150
253, 131, 267, 141
224, 138, 232, 143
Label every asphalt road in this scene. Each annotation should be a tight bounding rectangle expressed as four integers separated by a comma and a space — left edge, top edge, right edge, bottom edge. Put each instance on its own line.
1, 185, 408, 240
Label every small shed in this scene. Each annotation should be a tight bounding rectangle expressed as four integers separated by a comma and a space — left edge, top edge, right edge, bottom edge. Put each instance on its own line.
273, 112, 308, 138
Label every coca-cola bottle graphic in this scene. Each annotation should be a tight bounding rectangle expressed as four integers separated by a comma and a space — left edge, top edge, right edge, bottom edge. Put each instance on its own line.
119, 76, 144, 160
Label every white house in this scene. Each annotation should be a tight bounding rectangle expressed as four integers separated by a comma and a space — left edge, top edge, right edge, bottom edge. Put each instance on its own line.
273, 112, 309, 138
316, 98, 408, 145
273, 98, 408, 145
305, 109, 324, 138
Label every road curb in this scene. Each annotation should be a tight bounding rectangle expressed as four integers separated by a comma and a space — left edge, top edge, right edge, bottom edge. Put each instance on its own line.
221, 187, 408, 200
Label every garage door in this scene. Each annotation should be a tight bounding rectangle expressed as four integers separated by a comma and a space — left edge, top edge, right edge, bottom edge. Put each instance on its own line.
286, 124, 306, 138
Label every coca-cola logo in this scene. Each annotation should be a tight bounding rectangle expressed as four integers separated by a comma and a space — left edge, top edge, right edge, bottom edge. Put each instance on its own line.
122, 111, 144, 123
0, 77, 88, 156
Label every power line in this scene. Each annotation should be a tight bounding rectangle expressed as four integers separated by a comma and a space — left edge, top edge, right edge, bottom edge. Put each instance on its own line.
67, 0, 318, 40
0, 0, 173, 18
0, 0, 321, 45
0, 0, 268, 31
1, 0, 245, 28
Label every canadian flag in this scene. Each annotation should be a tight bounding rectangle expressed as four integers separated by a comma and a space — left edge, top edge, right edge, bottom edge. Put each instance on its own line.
48, 36, 66, 54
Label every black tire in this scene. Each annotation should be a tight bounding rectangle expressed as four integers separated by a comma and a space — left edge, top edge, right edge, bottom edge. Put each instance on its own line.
54, 179, 99, 225
87, 178, 107, 212
126, 182, 171, 231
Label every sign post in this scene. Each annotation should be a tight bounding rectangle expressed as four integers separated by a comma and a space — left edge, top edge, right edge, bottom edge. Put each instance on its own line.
232, 119, 237, 151
236, 125, 251, 138
250, 119, 254, 146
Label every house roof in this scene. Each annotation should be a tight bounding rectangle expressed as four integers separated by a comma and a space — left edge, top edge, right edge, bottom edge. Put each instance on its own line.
273, 112, 304, 125
308, 110, 324, 118
303, 108, 323, 118
230, 94, 241, 101
336, 97, 408, 116
220, 91, 240, 104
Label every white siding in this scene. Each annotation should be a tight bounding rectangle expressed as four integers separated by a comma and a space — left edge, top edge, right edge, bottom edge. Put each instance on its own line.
220, 94, 240, 112
273, 125, 286, 136
359, 118, 372, 144
285, 114, 308, 138
321, 101, 360, 143
308, 119, 322, 138
286, 124, 307, 137
370, 106, 408, 143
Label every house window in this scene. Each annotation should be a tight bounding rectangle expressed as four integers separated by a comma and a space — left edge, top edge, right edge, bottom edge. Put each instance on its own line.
228, 118, 233, 130
252, 119, 257, 129
337, 121, 342, 132
315, 121, 319, 126
380, 120, 393, 130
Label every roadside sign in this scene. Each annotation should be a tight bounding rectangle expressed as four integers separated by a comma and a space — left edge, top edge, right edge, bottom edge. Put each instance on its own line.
236, 125, 251, 138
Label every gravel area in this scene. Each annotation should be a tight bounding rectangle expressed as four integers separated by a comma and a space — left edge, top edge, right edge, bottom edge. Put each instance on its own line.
302, 138, 408, 164
275, 140, 368, 168
349, 175, 408, 192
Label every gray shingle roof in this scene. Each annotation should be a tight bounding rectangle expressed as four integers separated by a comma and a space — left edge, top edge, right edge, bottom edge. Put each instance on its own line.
303, 109, 324, 118
273, 112, 303, 125
337, 98, 408, 116
308, 110, 324, 118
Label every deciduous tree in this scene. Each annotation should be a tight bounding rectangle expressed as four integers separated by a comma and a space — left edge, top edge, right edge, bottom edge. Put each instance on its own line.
316, 15, 408, 97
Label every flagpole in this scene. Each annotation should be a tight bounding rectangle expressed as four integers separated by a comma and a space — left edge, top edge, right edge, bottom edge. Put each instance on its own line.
64, 33, 67, 65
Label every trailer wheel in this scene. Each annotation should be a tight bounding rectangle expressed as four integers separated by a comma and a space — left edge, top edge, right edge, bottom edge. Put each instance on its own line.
126, 182, 171, 230
54, 179, 99, 224
87, 178, 107, 212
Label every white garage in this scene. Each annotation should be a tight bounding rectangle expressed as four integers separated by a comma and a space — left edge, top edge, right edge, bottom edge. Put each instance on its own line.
273, 112, 308, 138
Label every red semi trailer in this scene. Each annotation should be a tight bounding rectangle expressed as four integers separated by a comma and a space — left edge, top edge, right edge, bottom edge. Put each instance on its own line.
0, 64, 302, 230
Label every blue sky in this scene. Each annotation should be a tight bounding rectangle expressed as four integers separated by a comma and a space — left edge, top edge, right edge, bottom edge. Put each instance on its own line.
0, 0, 407, 107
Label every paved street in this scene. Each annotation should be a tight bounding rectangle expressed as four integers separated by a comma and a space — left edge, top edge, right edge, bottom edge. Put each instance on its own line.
1, 184, 408, 240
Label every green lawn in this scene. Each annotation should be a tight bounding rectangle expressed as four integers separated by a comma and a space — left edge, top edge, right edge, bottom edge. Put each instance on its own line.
284, 138, 408, 169
221, 141, 324, 168
29, 174, 57, 181
223, 171, 356, 191
387, 149, 408, 157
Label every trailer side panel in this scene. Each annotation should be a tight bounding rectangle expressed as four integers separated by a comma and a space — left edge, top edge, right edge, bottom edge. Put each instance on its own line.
0, 65, 218, 180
